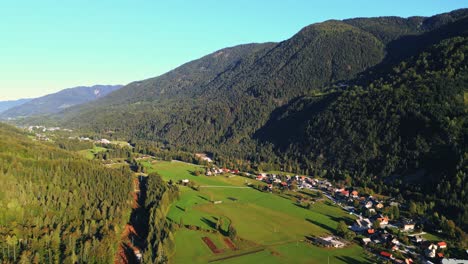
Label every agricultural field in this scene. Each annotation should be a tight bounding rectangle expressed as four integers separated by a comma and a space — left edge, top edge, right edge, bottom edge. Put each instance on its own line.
146, 160, 372, 263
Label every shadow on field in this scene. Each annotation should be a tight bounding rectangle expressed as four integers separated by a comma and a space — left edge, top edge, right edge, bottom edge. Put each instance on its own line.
306, 218, 336, 234
201, 217, 217, 229
198, 195, 210, 201
336, 256, 373, 264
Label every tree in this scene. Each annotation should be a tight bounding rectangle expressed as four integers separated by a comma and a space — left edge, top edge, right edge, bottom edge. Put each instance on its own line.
228, 225, 238, 241
336, 221, 348, 237
373, 220, 381, 230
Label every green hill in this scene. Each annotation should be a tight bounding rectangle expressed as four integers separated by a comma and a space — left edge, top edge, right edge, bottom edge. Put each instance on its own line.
0, 123, 132, 263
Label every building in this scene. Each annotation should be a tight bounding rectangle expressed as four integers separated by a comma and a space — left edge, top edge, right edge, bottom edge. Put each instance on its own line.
380, 251, 393, 259
437, 241, 447, 249
315, 236, 345, 248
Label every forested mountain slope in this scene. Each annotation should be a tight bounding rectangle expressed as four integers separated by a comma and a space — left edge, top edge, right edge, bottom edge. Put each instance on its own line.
0, 124, 133, 263
256, 36, 468, 229
0, 85, 122, 119
57, 9, 467, 156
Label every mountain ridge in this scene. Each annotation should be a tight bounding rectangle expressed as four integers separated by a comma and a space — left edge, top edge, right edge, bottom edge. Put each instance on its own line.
1, 84, 123, 119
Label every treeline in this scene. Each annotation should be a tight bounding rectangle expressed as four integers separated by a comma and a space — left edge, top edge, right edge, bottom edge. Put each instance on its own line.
56, 138, 94, 151
143, 173, 179, 264
95, 144, 133, 161
0, 124, 133, 263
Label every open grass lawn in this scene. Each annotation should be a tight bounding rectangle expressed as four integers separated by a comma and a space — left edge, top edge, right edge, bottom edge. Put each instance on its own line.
146, 161, 368, 263
77, 145, 107, 159
422, 232, 444, 242
171, 229, 225, 263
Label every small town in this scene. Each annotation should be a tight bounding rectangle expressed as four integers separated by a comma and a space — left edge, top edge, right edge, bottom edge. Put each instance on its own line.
203, 164, 466, 264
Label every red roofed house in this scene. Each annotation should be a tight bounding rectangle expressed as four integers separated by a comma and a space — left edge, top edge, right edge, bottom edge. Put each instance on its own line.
340, 190, 349, 197
351, 190, 359, 198
380, 251, 393, 259
281, 182, 288, 187
367, 229, 375, 235
437, 241, 447, 249
437, 252, 444, 258
377, 216, 389, 225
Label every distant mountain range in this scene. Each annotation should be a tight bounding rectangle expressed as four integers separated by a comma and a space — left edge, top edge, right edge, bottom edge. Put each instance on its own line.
0, 98, 32, 114
0, 85, 122, 119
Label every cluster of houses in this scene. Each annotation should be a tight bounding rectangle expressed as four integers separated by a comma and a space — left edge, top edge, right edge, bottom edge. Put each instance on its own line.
27, 125, 72, 132
75, 136, 113, 145
205, 167, 239, 176
247, 172, 464, 264
254, 172, 333, 191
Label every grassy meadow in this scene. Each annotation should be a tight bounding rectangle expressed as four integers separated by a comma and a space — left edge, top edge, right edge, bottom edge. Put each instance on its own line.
144, 160, 371, 263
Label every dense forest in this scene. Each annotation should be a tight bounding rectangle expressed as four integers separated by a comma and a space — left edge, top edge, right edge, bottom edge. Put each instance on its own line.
0, 124, 133, 263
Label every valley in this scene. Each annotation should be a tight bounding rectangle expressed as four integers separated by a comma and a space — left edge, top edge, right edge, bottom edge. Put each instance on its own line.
0, 4, 467, 264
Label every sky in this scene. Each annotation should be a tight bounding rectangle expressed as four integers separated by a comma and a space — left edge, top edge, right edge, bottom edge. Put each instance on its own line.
0, 0, 466, 100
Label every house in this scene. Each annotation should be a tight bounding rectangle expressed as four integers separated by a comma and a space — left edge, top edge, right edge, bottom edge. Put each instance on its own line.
134, 249, 142, 261
97, 138, 111, 144
364, 201, 373, 208
362, 237, 371, 245
437, 253, 444, 258
351, 218, 372, 232
375, 215, 389, 226
376, 203, 384, 209
316, 236, 345, 248
441, 258, 468, 264
367, 229, 375, 235
351, 190, 359, 198
380, 251, 393, 259
412, 235, 423, 243
400, 218, 416, 231
181, 179, 190, 185
402, 223, 415, 232
426, 244, 438, 258
437, 241, 447, 249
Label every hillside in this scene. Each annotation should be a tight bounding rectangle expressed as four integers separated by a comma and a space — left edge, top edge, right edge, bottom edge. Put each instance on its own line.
56, 10, 467, 152
0, 98, 32, 114
0, 84, 122, 119
255, 36, 468, 229
0, 123, 133, 262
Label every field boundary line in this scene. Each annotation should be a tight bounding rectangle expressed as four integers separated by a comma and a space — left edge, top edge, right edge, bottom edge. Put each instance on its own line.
208, 248, 265, 263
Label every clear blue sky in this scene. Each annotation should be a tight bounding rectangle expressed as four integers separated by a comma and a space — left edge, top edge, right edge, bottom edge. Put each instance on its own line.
0, 0, 466, 100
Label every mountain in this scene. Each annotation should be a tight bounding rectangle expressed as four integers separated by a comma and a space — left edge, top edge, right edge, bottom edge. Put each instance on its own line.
0, 98, 32, 114
0, 84, 123, 119
56, 9, 467, 153
255, 36, 468, 228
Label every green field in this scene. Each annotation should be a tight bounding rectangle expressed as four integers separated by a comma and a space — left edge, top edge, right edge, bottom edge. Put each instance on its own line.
146, 160, 371, 263
78, 145, 107, 159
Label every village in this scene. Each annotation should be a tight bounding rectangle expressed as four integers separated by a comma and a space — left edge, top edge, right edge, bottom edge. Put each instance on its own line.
202, 164, 465, 264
